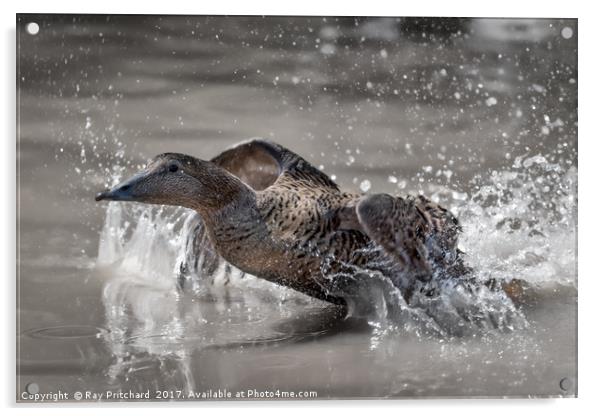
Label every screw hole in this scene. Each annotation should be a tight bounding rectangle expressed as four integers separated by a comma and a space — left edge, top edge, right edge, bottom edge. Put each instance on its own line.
559, 377, 573, 392
26, 22, 39, 36
25, 382, 39, 394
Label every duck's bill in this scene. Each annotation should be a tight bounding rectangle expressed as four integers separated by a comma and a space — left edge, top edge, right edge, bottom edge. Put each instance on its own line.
95, 171, 146, 202
95, 187, 134, 202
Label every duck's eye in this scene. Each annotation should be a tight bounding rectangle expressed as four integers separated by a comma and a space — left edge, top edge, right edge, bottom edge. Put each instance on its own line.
168, 163, 179, 173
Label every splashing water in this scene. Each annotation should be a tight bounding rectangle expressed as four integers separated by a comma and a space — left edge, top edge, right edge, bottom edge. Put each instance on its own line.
95, 153, 576, 337
457, 154, 576, 289
97, 204, 189, 289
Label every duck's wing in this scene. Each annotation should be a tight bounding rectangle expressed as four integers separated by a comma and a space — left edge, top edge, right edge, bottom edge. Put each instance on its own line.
356, 193, 462, 281
355, 193, 531, 305
211, 138, 339, 191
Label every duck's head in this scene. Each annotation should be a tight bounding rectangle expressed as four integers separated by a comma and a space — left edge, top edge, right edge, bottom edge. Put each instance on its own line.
95, 153, 246, 212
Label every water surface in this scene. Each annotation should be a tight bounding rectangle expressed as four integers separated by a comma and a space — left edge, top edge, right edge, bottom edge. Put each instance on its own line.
17, 15, 577, 400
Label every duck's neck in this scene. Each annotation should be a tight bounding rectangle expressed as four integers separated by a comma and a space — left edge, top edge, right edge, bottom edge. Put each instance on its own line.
198, 180, 264, 267
184, 162, 265, 268
189, 166, 257, 231
184, 162, 252, 213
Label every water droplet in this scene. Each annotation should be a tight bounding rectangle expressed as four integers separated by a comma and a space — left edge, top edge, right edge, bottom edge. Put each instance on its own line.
320, 43, 336, 55
360, 179, 371, 192
485, 96, 498, 107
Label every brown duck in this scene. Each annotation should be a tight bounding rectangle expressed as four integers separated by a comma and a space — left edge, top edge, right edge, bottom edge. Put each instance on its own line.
96, 139, 526, 308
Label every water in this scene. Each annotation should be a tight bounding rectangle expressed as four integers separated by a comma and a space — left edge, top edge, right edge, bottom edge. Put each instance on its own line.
17, 15, 577, 400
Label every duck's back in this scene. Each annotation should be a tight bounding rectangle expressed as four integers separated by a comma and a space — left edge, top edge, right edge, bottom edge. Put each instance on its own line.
255, 179, 368, 276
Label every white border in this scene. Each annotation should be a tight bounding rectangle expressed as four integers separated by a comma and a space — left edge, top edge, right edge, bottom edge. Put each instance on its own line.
3, 1, 600, 415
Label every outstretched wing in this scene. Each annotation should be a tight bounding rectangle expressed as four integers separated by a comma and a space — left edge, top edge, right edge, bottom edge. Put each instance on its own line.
211, 138, 339, 191
356, 193, 462, 281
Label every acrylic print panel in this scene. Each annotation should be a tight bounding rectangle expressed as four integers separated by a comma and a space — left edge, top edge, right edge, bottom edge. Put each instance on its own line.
16, 15, 577, 402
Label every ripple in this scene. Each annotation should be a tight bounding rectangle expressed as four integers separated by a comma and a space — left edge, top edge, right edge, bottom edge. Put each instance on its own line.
24, 325, 108, 340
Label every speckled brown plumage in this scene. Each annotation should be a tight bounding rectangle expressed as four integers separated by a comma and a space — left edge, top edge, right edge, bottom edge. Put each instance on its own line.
166, 139, 467, 305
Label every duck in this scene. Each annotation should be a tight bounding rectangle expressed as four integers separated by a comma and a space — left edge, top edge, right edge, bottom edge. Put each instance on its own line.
96, 138, 524, 309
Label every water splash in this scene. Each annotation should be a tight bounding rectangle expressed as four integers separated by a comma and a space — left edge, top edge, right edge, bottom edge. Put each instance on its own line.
97, 204, 189, 289
95, 154, 576, 337
457, 154, 577, 288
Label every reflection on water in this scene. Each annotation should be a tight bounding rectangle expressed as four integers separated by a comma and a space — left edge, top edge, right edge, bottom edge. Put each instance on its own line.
101, 271, 349, 353
17, 15, 577, 400
100, 271, 355, 394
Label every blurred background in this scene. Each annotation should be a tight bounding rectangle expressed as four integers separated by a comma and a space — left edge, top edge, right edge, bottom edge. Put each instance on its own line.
17, 16, 577, 400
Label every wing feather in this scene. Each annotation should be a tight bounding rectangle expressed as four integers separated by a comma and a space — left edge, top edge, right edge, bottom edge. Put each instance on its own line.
211, 138, 339, 191
356, 193, 462, 281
